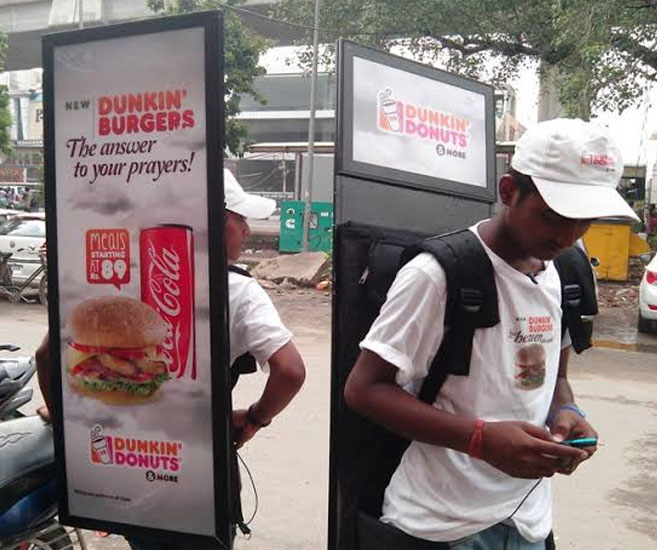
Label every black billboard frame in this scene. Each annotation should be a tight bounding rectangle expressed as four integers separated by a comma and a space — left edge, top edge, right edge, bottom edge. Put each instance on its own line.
329, 39, 497, 550
42, 11, 233, 549
335, 39, 497, 204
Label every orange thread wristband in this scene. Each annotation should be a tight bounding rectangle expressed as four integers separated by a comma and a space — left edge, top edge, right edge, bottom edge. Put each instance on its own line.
468, 419, 485, 459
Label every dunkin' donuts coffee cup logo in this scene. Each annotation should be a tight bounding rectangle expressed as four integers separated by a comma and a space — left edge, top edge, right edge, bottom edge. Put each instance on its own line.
376, 88, 471, 159
378, 89, 403, 133
90, 425, 112, 465
90, 424, 183, 472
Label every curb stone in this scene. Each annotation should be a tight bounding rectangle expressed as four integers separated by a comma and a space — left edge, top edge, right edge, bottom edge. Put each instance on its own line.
591, 338, 657, 354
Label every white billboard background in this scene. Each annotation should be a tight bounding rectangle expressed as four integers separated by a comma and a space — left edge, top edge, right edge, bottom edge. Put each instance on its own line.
53, 28, 217, 535
352, 56, 488, 188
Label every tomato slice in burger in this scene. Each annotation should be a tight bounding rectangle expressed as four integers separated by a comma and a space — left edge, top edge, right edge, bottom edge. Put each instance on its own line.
132, 372, 156, 382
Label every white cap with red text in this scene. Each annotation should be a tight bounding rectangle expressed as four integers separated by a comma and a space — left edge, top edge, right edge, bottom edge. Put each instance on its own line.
224, 168, 276, 219
511, 118, 639, 221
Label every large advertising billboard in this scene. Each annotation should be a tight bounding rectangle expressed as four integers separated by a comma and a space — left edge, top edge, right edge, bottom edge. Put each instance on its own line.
353, 57, 487, 188
43, 13, 232, 546
337, 41, 496, 203
329, 41, 496, 550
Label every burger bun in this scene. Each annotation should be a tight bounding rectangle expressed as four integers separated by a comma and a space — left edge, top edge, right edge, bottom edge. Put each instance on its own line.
69, 296, 167, 349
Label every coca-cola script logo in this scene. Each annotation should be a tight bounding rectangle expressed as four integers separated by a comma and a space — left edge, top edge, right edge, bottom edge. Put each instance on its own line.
146, 241, 190, 378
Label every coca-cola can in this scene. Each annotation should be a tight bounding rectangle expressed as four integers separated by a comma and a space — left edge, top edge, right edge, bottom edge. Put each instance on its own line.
140, 225, 196, 380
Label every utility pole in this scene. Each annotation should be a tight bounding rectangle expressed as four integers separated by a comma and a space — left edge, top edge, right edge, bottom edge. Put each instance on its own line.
78, 0, 84, 28
302, 0, 321, 251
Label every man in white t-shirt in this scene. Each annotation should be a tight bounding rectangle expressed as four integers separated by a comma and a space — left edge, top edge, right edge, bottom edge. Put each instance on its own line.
222, 169, 306, 448
344, 119, 639, 549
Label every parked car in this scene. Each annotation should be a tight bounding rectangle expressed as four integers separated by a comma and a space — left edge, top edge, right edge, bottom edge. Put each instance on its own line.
638, 253, 657, 332
0, 213, 46, 289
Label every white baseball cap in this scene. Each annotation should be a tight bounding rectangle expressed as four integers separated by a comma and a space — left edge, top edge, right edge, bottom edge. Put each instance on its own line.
224, 168, 276, 219
511, 118, 639, 221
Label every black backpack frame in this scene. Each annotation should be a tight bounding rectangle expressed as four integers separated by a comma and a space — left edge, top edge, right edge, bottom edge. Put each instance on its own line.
331, 221, 597, 550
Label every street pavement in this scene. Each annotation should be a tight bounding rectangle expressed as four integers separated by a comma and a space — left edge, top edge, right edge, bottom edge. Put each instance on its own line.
1, 298, 656, 549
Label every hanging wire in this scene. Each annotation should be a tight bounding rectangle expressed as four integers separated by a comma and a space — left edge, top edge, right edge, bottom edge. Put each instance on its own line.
505, 478, 544, 521
237, 451, 259, 526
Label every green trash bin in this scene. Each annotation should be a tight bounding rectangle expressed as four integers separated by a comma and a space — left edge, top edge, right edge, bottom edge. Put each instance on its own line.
280, 200, 333, 253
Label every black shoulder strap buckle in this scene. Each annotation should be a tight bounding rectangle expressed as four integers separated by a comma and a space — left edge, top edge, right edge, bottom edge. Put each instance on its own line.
459, 288, 484, 314
563, 283, 581, 308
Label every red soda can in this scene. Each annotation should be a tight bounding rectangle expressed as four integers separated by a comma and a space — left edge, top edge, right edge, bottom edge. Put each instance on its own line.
140, 225, 196, 380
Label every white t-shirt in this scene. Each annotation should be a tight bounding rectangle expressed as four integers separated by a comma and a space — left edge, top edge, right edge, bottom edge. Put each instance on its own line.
360, 222, 569, 543
229, 271, 292, 369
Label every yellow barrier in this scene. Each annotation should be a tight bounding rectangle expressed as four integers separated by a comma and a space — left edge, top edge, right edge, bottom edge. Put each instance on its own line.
582, 221, 648, 281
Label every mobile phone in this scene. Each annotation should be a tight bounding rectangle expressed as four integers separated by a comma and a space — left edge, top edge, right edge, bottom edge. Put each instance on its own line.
562, 437, 598, 448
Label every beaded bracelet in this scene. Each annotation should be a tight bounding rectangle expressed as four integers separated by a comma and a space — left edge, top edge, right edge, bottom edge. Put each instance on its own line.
468, 419, 485, 459
547, 403, 586, 426
246, 404, 271, 428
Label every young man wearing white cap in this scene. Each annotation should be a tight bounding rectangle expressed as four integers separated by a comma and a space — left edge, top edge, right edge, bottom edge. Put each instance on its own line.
345, 118, 638, 549
222, 168, 306, 449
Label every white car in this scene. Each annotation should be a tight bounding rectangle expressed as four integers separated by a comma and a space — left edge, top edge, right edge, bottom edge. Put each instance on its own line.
0, 213, 46, 289
638, 253, 657, 332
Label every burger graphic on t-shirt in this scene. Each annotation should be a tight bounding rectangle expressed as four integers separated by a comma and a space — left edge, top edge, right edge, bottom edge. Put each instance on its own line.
66, 296, 169, 405
514, 343, 546, 390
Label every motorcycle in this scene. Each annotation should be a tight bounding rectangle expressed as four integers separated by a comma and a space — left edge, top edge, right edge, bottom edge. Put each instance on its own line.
0, 344, 86, 549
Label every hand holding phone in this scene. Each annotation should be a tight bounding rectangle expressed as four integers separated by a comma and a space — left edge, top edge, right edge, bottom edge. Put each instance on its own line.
562, 437, 598, 448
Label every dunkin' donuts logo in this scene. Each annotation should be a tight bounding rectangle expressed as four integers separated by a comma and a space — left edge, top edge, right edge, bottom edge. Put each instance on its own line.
581, 152, 617, 172
90, 424, 182, 472
376, 88, 471, 156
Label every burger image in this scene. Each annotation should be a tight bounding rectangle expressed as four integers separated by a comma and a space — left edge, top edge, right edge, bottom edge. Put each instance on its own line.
66, 296, 169, 405
514, 343, 546, 390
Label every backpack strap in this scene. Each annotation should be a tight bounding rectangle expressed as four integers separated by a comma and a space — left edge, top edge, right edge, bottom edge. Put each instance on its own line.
553, 245, 598, 354
228, 265, 258, 388
400, 229, 499, 403
229, 264, 251, 277
228, 264, 256, 536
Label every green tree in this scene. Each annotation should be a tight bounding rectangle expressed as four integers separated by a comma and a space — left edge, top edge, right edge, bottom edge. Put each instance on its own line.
275, 0, 657, 120
0, 32, 12, 155
148, 0, 269, 155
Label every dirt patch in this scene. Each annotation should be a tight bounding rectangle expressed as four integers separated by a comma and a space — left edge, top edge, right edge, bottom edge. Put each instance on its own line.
266, 288, 332, 334
598, 283, 639, 309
